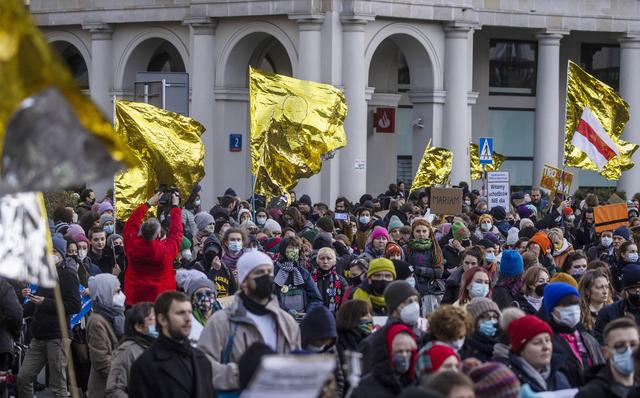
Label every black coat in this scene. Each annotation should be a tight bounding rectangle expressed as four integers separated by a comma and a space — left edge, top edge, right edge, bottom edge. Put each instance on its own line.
576, 363, 633, 398
441, 266, 463, 304
492, 285, 516, 310
0, 278, 22, 355
459, 331, 497, 363
594, 299, 640, 344
511, 293, 541, 315
128, 334, 215, 398
24, 261, 80, 340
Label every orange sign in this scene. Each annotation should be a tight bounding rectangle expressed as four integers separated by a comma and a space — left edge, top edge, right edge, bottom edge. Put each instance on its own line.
594, 203, 629, 233
540, 164, 573, 196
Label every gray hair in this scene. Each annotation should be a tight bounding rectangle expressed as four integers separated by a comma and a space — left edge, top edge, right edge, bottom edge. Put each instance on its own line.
140, 218, 161, 240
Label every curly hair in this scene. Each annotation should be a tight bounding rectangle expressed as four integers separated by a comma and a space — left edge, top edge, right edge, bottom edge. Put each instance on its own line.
428, 304, 472, 341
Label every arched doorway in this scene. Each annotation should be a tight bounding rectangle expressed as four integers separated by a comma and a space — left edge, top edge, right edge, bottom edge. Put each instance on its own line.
52, 41, 89, 90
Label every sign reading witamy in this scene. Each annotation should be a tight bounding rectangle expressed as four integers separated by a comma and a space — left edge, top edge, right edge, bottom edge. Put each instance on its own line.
487, 171, 510, 211
430, 188, 463, 215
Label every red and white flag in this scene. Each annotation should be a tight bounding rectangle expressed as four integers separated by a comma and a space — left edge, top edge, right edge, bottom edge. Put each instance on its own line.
571, 106, 619, 170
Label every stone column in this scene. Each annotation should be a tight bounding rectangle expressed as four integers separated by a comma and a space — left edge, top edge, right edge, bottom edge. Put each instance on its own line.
618, 35, 640, 195
83, 23, 113, 117
443, 22, 475, 185
184, 17, 217, 206
290, 15, 324, 203
340, 14, 372, 200
533, 31, 565, 186
408, 90, 446, 175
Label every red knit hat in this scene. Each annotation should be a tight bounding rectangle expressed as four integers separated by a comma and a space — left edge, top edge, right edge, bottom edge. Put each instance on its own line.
528, 231, 552, 256
507, 315, 553, 353
385, 324, 417, 380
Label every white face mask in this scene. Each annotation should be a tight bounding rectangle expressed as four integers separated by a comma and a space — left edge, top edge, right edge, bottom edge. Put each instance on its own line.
112, 291, 126, 307
181, 249, 192, 261
481, 222, 492, 232
555, 304, 581, 328
399, 302, 420, 326
77, 249, 87, 261
204, 224, 215, 234
469, 282, 489, 298
406, 277, 416, 289
72, 213, 78, 223
601, 236, 613, 247
451, 338, 465, 352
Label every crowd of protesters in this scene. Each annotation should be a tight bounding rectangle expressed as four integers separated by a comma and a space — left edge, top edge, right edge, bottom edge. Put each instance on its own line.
3, 181, 640, 397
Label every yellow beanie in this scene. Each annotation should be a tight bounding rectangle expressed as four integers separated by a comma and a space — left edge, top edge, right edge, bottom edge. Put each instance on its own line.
367, 258, 397, 279
550, 272, 578, 289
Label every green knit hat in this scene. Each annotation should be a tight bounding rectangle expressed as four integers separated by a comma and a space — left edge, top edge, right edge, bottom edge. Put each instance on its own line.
180, 236, 191, 251
387, 215, 404, 233
451, 221, 470, 241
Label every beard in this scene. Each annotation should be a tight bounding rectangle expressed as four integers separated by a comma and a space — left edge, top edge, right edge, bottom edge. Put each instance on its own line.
167, 319, 190, 341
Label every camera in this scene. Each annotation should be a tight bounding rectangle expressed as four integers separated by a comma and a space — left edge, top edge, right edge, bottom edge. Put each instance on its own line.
158, 185, 180, 207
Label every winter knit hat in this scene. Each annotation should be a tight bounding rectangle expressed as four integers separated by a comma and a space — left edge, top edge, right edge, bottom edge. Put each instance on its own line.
301, 306, 337, 348
180, 236, 191, 251
506, 227, 520, 246
263, 219, 282, 234
195, 212, 215, 232
176, 268, 207, 291
622, 264, 640, 289
300, 229, 319, 244
384, 280, 419, 314
387, 215, 404, 233
479, 214, 493, 225
185, 277, 216, 298
237, 208, 251, 222
99, 214, 114, 228
66, 223, 85, 238
614, 226, 631, 241
106, 234, 123, 249
466, 297, 501, 321
483, 232, 501, 247
370, 226, 390, 241
528, 231, 551, 255
367, 258, 396, 279
417, 343, 459, 376
98, 201, 114, 215
51, 233, 67, 257
517, 205, 535, 219
451, 221, 470, 241
237, 250, 274, 284
507, 315, 552, 353
468, 362, 520, 398
392, 260, 413, 280
72, 233, 89, 245
549, 272, 578, 288
499, 250, 523, 277
316, 216, 335, 233
543, 282, 579, 314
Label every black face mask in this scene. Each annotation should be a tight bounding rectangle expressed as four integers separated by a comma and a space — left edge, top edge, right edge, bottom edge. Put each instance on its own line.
535, 283, 548, 297
349, 276, 361, 286
252, 274, 274, 299
628, 292, 640, 307
461, 239, 471, 248
114, 245, 125, 256
370, 280, 389, 296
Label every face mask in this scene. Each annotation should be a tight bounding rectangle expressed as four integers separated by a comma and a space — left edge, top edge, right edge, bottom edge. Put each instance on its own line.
469, 282, 490, 298
400, 302, 420, 326
393, 353, 411, 374
567, 215, 575, 222
147, 324, 159, 338
571, 267, 586, 277
114, 245, 125, 256
359, 319, 373, 336
78, 249, 87, 261
228, 241, 243, 252
464, 200, 471, 206
349, 276, 362, 286
256, 217, 267, 226
535, 283, 547, 297
556, 304, 581, 328
481, 223, 492, 232
359, 216, 370, 225
554, 241, 563, 251
193, 290, 216, 315
485, 253, 496, 263
181, 249, 192, 261
370, 280, 389, 296
103, 224, 114, 235
613, 346, 635, 375
628, 292, 640, 307
451, 338, 465, 352
252, 274, 274, 299
72, 213, 78, 223
53, 252, 63, 266
112, 291, 126, 307
601, 236, 613, 247
286, 249, 299, 262
194, 199, 201, 207
205, 224, 215, 234
628, 253, 639, 263
406, 277, 416, 289
478, 319, 498, 337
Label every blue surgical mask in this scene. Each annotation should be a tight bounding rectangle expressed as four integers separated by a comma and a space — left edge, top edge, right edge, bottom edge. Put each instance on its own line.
601, 236, 613, 247
613, 346, 635, 375
628, 253, 639, 263
485, 253, 496, 263
228, 241, 243, 252
147, 324, 159, 338
469, 282, 489, 298
104, 224, 114, 234
478, 319, 498, 337
359, 216, 370, 225
406, 277, 416, 289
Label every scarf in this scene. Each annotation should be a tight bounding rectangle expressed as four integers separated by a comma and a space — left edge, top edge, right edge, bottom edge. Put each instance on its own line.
513, 355, 548, 391
312, 268, 344, 310
525, 295, 543, 311
122, 332, 155, 349
409, 238, 433, 251
240, 292, 270, 315
274, 261, 304, 286
93, 301, 125, 338
497, 276, 523, 298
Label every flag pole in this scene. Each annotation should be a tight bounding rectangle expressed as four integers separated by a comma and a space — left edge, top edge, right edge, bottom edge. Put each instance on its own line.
112, 95, 117, 228
560, 61, 571, 229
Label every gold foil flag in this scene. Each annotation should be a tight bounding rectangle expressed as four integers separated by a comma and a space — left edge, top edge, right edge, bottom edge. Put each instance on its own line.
0, 0, 135, 194
470, 143, 506, 180
114, 101, 206, 220
249, 67, 347, 198
410, 142, 453, 192
564, 61, 637, 180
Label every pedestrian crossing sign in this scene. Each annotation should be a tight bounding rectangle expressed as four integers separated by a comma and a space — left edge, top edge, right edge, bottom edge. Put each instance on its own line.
479, 137, 493, 165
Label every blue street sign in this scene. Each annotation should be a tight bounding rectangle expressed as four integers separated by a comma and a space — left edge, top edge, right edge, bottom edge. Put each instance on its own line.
229, 134, 242, 152
479, 137, 494, 165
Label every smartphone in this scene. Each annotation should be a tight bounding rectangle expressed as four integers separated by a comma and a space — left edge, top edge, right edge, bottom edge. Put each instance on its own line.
335, 213, 348, 221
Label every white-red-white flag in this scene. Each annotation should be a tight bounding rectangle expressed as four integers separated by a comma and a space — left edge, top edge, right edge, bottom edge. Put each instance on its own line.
571, 106, 620, 170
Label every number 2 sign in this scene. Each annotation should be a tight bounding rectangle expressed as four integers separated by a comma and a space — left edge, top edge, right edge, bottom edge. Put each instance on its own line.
229, 134, 242, 152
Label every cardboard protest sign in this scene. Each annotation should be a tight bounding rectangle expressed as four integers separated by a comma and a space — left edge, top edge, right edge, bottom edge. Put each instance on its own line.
594, 203, 629, 233
430, 188, 463, 215
540, 164, 573, 196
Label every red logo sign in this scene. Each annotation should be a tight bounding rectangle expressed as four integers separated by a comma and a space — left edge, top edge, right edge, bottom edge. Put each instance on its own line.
373, 107, 395, 133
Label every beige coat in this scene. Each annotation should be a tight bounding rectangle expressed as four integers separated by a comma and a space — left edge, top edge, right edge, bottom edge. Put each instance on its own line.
197, 293, 301, 390
105, 339, 147, 398
86, 313, 119, 398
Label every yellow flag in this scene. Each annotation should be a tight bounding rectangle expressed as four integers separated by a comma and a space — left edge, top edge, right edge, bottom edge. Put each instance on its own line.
249, 67, 347, 198
0, 0, 134, 182
469, 143, 506, 180
410, 143, 453, 192
564, 61, 637, 180
114, 101, 205, 220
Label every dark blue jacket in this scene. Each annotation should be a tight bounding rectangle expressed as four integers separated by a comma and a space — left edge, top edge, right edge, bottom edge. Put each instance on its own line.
594, 299, 640, 344
273, 263, 323, 314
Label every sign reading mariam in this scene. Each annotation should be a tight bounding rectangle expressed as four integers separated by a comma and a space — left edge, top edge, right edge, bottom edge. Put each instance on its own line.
430, 187, 463, 215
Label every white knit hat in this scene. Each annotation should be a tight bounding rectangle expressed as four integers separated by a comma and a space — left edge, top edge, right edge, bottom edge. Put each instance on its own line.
263, 219, 281, 233
506, 227, 520, 246
237, 251, 273, 284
